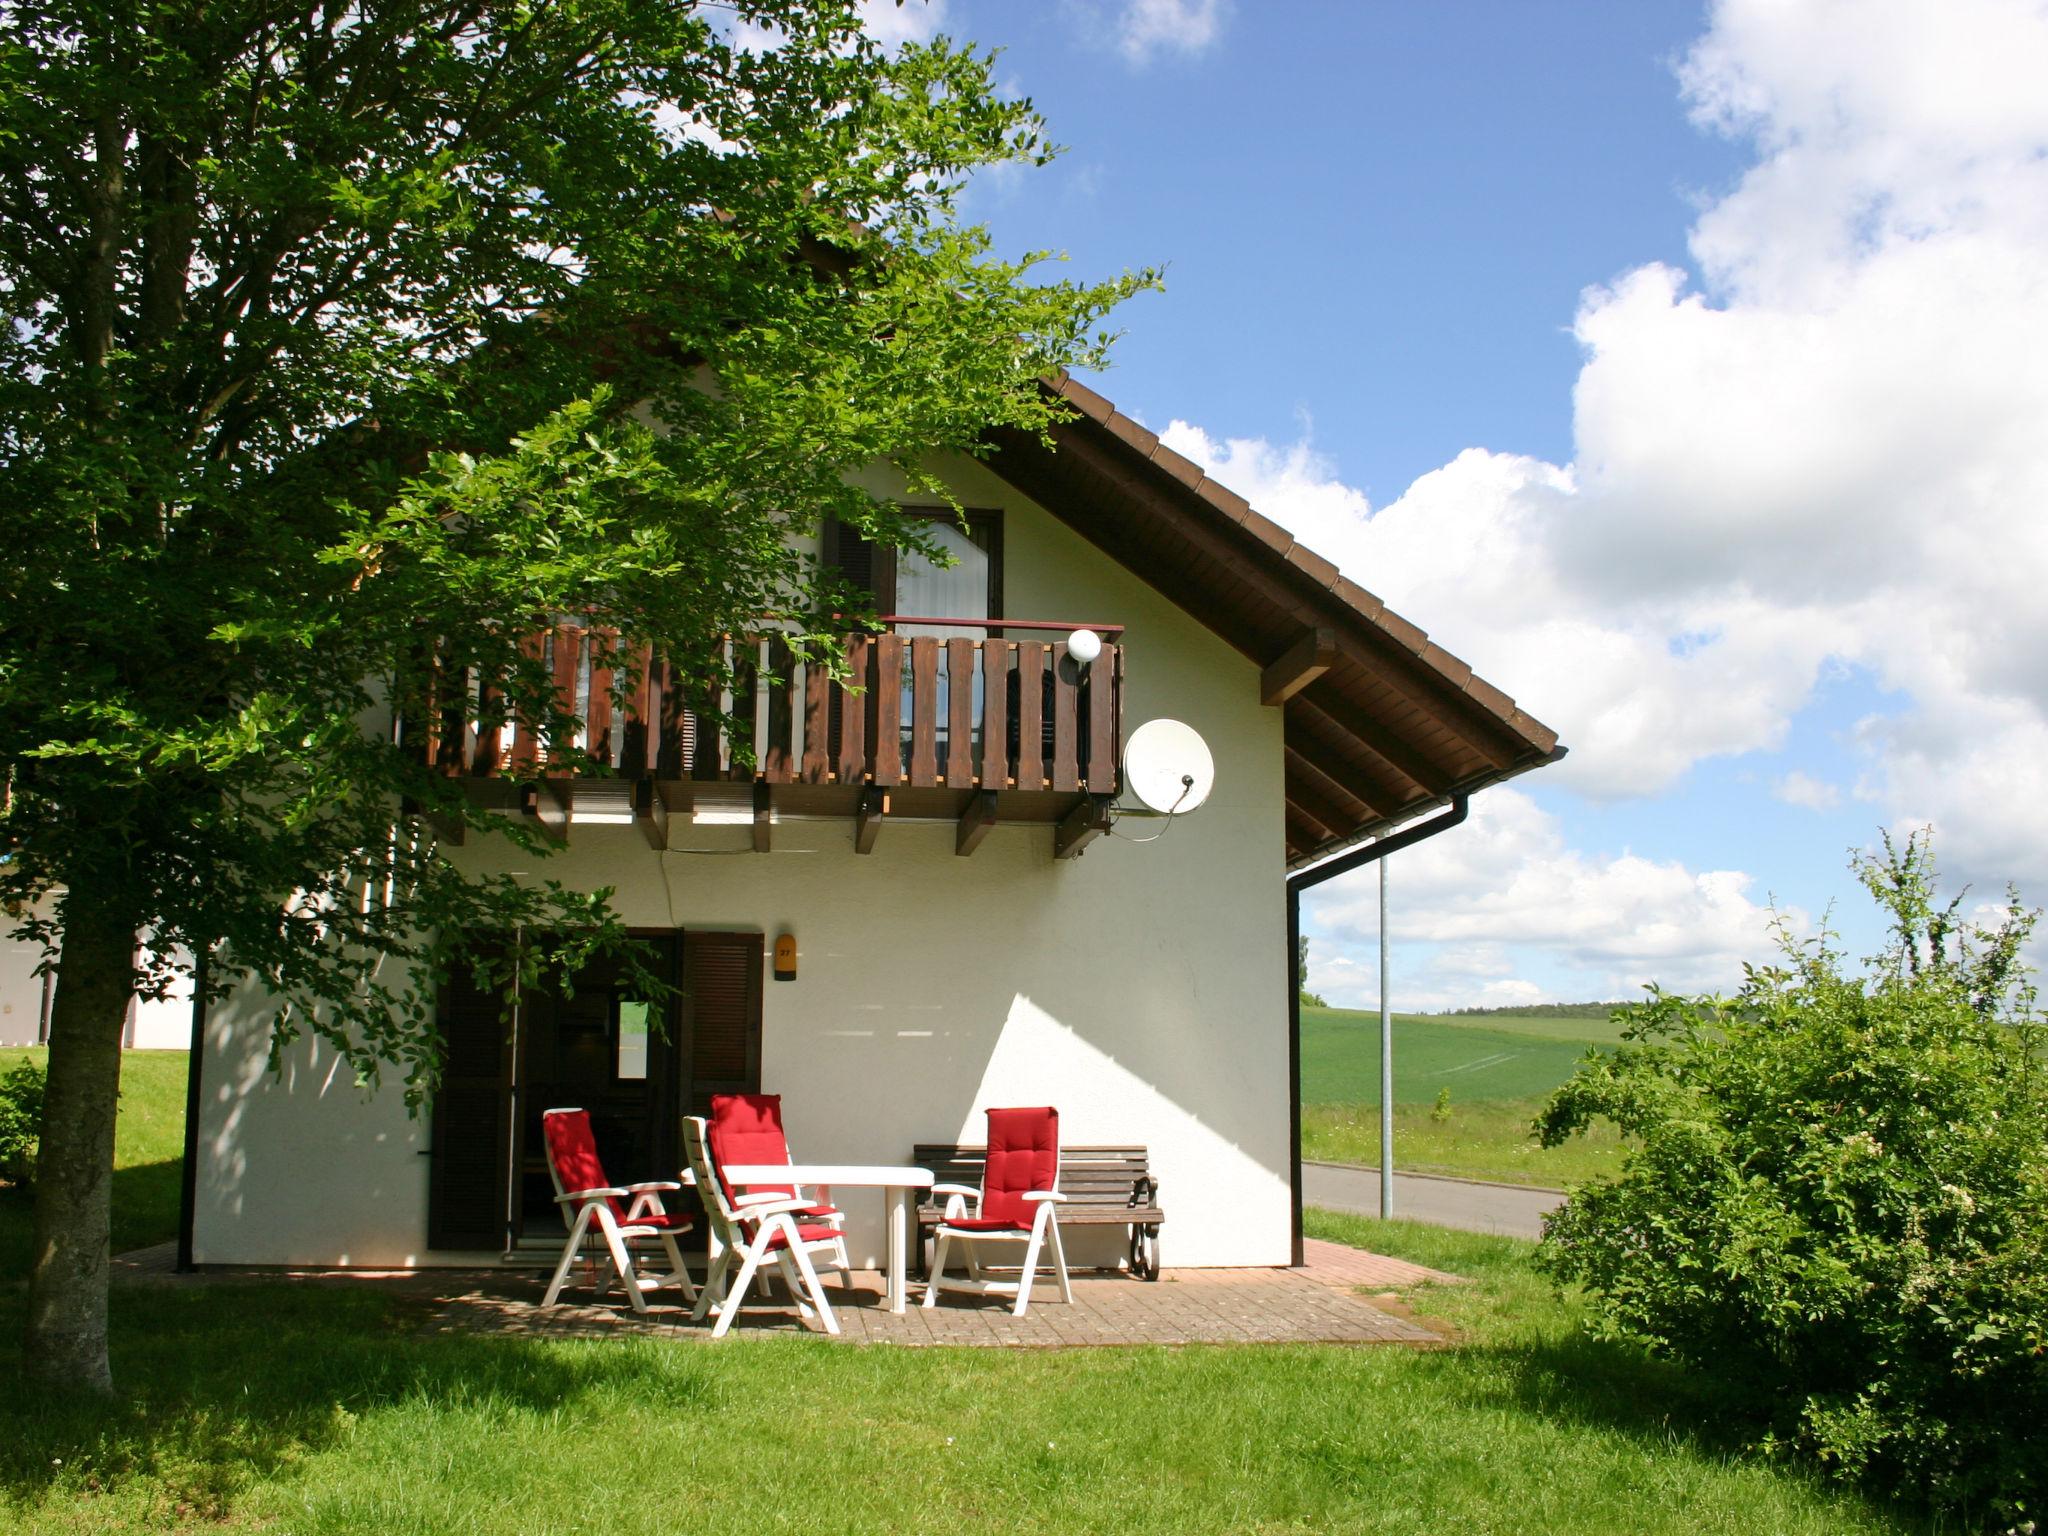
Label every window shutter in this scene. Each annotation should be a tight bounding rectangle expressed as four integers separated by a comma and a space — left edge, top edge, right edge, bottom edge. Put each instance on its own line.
427, 958, 514, 1251
824, 517, 896, 616
682, 931, 763, 1108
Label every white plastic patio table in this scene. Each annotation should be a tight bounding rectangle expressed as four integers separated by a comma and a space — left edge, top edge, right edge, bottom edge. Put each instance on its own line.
719, 1164, 936, 1313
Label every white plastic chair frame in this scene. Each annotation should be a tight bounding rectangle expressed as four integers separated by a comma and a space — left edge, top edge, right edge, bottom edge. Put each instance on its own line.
539, 1116, 697, 1315
922, 1182, 1073, 1318
683, 1116, 841, 1338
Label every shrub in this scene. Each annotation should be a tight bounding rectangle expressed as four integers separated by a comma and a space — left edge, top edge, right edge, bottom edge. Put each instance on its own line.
1535, 833, 2048, 1524
0, 1058, 46, 1188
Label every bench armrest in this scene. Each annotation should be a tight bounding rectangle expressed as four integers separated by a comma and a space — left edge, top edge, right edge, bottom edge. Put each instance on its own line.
733, 1191, 788, 1208
619, 1181, 682, 1194
1024, 1191, 1067, 1203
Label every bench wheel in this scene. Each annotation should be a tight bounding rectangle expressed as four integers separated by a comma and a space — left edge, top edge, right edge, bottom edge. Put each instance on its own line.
1128, 1223, 1160, 1281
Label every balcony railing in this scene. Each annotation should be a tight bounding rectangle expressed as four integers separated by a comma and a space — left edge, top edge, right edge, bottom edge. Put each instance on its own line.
411, 622, 1123, 799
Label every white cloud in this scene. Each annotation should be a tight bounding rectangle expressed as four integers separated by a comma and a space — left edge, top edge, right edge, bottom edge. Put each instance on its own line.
857, 0, 949, 49
723, 0, 948, 55
1773, 770, 1842, 811
1167, 0, 2048, 896
1303, 790, 1799, 1009
1081, 0, 1220, 66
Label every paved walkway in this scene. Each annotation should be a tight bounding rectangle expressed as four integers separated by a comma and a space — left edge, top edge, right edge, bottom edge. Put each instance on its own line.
115, 1239, 1467, 1349
1303, 1161, 1566, 1240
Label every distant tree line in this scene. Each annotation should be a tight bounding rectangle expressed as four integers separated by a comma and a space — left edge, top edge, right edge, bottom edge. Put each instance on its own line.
1434, 1001, 1631, 1018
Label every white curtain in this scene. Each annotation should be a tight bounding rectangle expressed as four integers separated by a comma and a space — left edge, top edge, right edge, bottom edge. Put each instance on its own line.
896, 521, 989, 637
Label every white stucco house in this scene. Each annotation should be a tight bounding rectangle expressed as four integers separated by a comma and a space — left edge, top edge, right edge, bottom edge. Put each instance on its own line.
21, 374, 1564, 1274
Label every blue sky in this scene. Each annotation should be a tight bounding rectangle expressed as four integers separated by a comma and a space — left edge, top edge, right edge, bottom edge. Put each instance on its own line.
874, 0, 2048, 1011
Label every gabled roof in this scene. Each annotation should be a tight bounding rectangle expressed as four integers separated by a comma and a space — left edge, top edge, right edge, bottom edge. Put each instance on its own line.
985, 375, 1565, 869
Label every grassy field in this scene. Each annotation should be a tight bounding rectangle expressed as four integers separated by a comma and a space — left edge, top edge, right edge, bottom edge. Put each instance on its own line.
1300, 1005, 1629, 1188
0, 1218, 1924, 1533
0, 1049, 187, 1280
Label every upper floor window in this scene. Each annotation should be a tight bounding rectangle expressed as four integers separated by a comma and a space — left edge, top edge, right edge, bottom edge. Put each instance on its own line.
826, 509, 1003, 635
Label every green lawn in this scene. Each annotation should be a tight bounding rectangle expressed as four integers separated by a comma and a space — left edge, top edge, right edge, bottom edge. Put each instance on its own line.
0, 1216, 1925, 1533
1301, 1006, 1628, 1189
0, 1049, 188, 1281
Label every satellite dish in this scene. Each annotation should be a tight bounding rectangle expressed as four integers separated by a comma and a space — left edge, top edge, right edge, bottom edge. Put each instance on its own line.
1122, 718, 1215, 815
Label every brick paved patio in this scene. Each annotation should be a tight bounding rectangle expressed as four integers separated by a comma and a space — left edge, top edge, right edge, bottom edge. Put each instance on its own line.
412, 1237, 1465, 1347
115, 1237, 1465, 1348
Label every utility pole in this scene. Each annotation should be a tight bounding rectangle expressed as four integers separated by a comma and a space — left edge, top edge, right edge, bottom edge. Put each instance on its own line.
1379, 855, 1393, 1219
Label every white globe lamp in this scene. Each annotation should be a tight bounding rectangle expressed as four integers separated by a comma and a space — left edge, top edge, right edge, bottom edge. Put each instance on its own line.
1065, 627, 1103, 666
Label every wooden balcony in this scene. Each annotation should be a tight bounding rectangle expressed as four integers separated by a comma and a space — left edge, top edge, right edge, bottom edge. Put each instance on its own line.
411, 622, 1124, 856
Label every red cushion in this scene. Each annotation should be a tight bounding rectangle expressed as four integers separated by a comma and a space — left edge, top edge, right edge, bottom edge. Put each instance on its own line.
799, 1204, 842, 1220
939, 1216, 1032, 1234
543, 1109, 629, 1221
625, 1211, 692, 1233
708, 1093, 797, 1207
981, 1106, 1058, 1229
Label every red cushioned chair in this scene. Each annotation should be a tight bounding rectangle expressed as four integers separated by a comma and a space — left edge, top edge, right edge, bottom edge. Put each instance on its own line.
684, 1115, 841, 1337
707, 1093, 852, 1289
539, 1107, 696, 1314
922, 1106, 1072, 1317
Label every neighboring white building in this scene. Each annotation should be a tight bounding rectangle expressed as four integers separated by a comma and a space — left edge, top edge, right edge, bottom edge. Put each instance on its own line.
21, 375, 1564, 1272
0, 901, 191, 1050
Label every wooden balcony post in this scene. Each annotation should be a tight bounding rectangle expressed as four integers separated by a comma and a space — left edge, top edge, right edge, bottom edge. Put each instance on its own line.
837, 634, 869, 784
546, 623, 581, 770
871, 634, 903, 786
1015, 641, 1044, 790
908, 636, 940, 786
945, 637, 976, 785
586, 629, 617, 768
1051, 652, 1080, 794
800, 652, 833, 784
619, 644, 653, 779
980, 639, 1011, 789
1086, 642, 1119, 794
760, 636, 795, 784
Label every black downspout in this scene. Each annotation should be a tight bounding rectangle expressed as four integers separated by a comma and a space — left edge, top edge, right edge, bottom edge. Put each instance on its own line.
175, 950, 207, 1273
1286, 886, 1303, 1265
1284, 794, 1470, 1266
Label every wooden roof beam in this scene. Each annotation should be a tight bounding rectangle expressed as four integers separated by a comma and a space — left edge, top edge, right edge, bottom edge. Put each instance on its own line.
855, 787, 886, 854
1280, 756, 1367, 840
1055, 795, 1112, 859
1285, 704, 1432, 811
633, 777, 668, 850
956, 790, 998, 857
1262, 627, 1338, 707
1282, 743, 1382, 823
1285, 807, 1328, 857
1285, 796, 1339, 845
1289, 691, 1460, 800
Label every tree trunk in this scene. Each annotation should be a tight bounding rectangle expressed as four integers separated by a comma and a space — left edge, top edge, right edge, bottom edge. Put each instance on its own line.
22, 901, 139, 1395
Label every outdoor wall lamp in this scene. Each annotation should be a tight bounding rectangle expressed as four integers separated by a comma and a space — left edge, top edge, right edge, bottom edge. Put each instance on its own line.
1065, 627, 1102, 667
773, 931, 797, 982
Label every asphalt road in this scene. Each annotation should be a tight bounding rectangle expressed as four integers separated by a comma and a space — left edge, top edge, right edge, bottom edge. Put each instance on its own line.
1303, 1160, 1566, 1241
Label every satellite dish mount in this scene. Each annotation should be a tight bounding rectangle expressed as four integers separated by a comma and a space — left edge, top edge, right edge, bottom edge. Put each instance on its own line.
1120, 718, 1216, 819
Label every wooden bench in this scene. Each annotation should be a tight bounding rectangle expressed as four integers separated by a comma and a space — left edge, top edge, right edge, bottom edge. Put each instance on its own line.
911, 1143, 1165, 1281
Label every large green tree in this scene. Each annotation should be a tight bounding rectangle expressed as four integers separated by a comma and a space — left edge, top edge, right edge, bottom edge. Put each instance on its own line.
0, 0, 1146, 1391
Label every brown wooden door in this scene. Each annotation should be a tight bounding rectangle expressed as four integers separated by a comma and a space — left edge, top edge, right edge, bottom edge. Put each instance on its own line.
509, 943, 676, 1241
679, 931, 763, 1117
429, 931, 763, 1247
427, 955, 515, 1251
